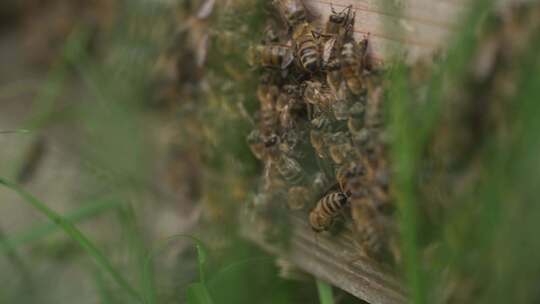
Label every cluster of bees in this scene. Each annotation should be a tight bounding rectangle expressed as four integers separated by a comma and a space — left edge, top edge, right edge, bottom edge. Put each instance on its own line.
247, 0, 398, 263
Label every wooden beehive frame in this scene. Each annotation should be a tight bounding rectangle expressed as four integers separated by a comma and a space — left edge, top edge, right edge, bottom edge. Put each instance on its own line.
240, 1, 471, 303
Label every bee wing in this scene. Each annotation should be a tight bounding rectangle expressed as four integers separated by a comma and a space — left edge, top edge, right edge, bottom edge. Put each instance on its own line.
281, 47, 295, 69
321, 183, 341, 197
322, 37, 336, 67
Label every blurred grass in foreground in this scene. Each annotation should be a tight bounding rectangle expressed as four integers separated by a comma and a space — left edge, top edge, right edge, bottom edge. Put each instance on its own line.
2, 0, 540, 304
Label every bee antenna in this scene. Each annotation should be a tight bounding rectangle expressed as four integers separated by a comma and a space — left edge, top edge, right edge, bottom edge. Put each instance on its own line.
330, 3, 337, 14
340, 5, 350, 15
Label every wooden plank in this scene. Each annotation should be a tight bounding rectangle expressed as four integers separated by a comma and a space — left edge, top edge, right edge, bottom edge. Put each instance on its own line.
241, 212, 407, 304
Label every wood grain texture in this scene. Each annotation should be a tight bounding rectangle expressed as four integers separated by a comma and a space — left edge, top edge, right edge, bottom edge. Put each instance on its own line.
241, 212, 407, 304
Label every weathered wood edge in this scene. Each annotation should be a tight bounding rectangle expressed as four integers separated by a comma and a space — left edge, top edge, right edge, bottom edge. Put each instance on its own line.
240, 212, 408, 304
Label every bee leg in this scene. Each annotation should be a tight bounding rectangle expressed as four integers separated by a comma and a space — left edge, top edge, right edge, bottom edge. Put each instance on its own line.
330, 3, 337, 14
311, 30, 322, 40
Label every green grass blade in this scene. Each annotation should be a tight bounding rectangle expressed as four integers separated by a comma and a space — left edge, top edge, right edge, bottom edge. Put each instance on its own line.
92, 267, 115, 304
0, 178, 143, 302
316, 278, 334, 304
186, 283, 214, 304
142, 234, 209, 304
0, 199, 119, 251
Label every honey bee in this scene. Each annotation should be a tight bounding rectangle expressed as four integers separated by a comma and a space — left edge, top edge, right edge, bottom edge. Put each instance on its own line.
303, 80, 334, 110
336, 162, 365, 196
325, 5, 354, 37
247, 44, 294, 69
310, 115, 331, 159
331, 96, 351, 121
309, 191, 348, 232
347, 101, 365, 135
276, 154, 305, 185
293, 22, 321, 73
350, 194, 399, 263
277, 85, 304, 129
326, 131, 356, 165
263, 25, 280, 44
364, 83, 385, 129
341, 37, 370, 94
287, 185, 311, 210
279, 129, 303, 156
272, 0, 308, 31
351, 201, 391, 261
322, 5, 355, 68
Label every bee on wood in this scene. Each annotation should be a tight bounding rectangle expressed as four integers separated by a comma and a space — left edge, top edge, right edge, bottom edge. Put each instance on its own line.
325, 5, 354, 37
322, 5, 355, 68
287, 185, 311, 210
293, 22, 322, 73
272, 0, 308, 31
309, 191, 348, 232
341, 37, 370, 94
351, 198, 399, 264
272, 0, 320, 73
276, 154, 305, 185
351, 201, 391, 261
247, 44, 295, 69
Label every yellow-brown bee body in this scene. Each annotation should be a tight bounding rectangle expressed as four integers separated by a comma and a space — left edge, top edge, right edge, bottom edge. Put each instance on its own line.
322, 5, 354, 68
325, 5, 354, 37
293, 23, 321, 73
304, 80, 334, 110
351, 200, 396, 262
248, 44, 294, 69
273, 0, 308, 30
287, 185, 311, 210
340, 38, 368, 94
309, 191, 348, 232
276, 155, 305, 185
326, 131, 356, 165
347, 101, 365, 135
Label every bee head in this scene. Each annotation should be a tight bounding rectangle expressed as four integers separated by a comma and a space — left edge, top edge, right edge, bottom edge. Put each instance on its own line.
330, 4, 352, 24
338, 193, 349, 205
263, 133, 279, 147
